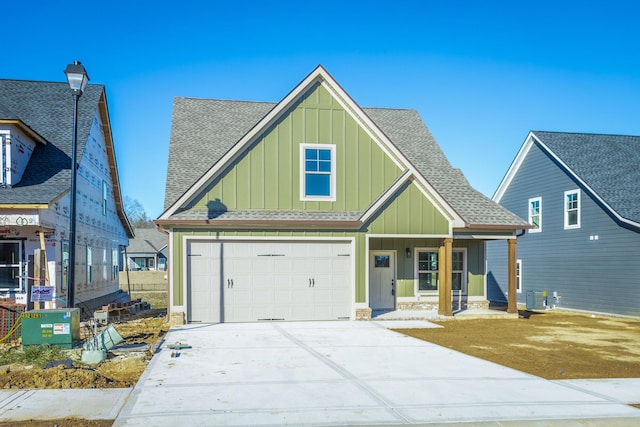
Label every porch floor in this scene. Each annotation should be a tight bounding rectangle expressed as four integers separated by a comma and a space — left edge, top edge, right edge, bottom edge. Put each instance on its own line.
372, 306, 518, 321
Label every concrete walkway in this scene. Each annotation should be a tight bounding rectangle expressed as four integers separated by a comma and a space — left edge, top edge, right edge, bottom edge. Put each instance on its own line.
1, 320, 639, 425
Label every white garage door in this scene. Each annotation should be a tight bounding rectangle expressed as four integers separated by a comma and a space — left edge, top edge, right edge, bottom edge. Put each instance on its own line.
187, 240, 352, 323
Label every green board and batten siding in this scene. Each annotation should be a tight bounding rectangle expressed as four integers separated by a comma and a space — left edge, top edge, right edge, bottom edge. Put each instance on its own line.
167, 81, 473, 310
365, 180, 450, 235
189, 83, 404, 212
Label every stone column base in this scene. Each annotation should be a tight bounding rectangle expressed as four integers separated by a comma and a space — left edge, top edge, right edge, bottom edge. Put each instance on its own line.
168, 310, 185, 326
355, 307, 372, 320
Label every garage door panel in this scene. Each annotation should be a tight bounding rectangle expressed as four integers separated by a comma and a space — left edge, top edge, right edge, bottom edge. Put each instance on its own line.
187, 242, 222, 323
187, 241, 352, 323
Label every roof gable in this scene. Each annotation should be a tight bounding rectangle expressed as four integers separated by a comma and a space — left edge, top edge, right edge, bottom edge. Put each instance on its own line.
127, 228, 167, 253
0, 79, 133, 236
161, 66, 528, 230
495, 131, 640, 226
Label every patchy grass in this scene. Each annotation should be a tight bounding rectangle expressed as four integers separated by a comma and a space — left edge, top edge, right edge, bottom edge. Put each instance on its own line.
129, 291, 167, 309
394, 310, 640, 380
0, 344, 66, 368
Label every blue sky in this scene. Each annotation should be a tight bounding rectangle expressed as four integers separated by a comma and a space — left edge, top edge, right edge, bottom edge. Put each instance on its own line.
7, 1, 640, 218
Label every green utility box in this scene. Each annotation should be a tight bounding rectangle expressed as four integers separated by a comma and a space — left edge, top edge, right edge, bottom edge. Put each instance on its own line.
21, 309, 80, 349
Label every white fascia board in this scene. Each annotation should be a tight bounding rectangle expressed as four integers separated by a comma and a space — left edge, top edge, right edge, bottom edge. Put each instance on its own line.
532, 134, 640, 230
359, 172, 461, 232
319, 76, 463, 225
162, 65, 464, 228
161, 66, 330, 220
318, 79, 406, 172
492, 131, 536, 203
359, 171, 412, 223
411, 177, 463, 231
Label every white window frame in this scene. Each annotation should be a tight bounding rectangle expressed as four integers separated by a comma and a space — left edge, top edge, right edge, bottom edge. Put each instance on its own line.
528, 197, 542, 233
415, 248, 439, 294
299, 143, 336, 202
451, 248, 468, 294
414, 247, 467, 295
516, 259, 522, 293
564, 189, 581, 229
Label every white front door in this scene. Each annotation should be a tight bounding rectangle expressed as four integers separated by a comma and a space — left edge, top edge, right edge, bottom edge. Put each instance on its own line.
369, 251, 395, 310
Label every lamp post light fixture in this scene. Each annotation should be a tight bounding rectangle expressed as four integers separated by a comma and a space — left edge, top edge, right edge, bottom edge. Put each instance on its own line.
64, 61, 89, 308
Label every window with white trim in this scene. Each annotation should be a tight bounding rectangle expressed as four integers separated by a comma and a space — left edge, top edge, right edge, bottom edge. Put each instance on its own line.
451, 250, 467, 293
417, 250, 438, 292
528, 197, 542, 232
300, 144, 336, 201
516, 259, 522, 293
564, 189, 580, 229
416, 249, 466, 293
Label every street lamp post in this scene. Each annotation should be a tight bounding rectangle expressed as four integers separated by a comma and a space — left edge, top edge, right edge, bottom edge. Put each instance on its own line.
64, 61, 89, 308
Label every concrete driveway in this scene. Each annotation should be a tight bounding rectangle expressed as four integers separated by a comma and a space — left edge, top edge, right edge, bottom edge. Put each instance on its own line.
114, 321, 640, 426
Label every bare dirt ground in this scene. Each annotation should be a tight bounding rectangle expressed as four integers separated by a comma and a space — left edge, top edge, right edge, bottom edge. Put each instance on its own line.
0, 312, 169, 390
394, 309, 640, 380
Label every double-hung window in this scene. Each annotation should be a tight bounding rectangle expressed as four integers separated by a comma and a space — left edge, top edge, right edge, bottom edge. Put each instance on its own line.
528, 197, 542, 233
300, 144, 336, 201
417, 250, 438, 292
564, 189, 580, 229
416, 249, 466, 293
451, 251, 466, 292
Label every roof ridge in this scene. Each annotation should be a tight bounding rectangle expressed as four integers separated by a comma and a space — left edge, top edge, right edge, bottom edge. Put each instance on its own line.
175, 97, 276, 104
534, 130, 640, 139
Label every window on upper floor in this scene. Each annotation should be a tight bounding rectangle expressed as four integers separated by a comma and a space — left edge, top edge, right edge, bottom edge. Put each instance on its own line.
564, 189, 581, 229
528, 197, 542, 233
300, 144, 336, 201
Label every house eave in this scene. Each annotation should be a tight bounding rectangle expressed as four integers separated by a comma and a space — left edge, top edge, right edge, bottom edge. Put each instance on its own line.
154, 219, 363, 229
0, 119, 48, 145
0, 203, 49, 209
460, 223, 533, 231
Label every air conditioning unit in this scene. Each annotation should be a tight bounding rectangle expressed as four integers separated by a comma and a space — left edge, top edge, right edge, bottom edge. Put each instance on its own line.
526, 290, 547, 310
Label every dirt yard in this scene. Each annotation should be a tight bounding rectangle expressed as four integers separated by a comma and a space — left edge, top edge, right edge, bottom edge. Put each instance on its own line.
0, 313, 169, 390
394, 309, 640, 380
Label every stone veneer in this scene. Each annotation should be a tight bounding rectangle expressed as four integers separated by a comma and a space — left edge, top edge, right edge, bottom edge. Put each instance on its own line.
355, 308, 372, 320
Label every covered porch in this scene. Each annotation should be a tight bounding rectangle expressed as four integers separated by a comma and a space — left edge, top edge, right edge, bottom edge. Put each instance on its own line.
360, 233, 519, 319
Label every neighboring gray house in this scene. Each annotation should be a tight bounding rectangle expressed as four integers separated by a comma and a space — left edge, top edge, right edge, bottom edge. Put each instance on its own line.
0, 78, 133, 312
487, 131, 640, 317
126, 227, 167, 271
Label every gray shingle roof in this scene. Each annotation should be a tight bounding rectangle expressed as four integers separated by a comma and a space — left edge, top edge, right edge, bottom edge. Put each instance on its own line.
127, 228, 167, 253
0, 79, 103, 204
168, 208, 363, 222
164, 98, 528, 228
533, 131, 640, 224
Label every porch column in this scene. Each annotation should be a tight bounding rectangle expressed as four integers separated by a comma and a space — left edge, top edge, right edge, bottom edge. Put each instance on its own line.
438, 238, 453, 316
507, 238, 517, 314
